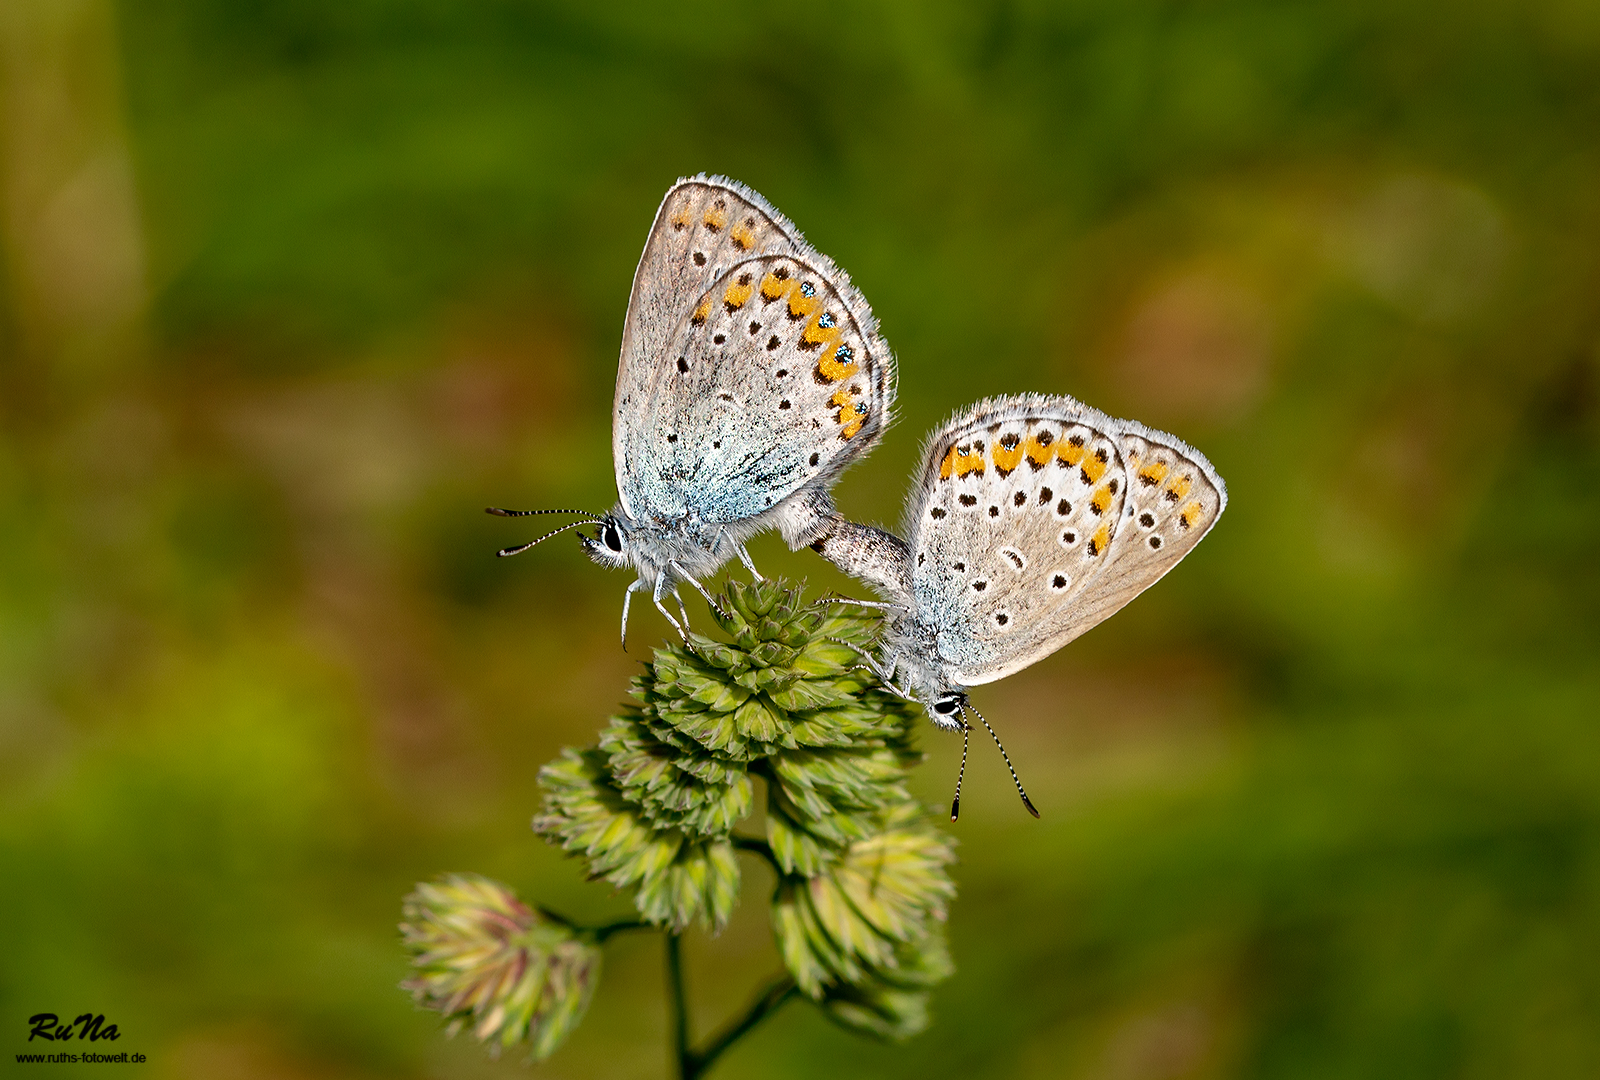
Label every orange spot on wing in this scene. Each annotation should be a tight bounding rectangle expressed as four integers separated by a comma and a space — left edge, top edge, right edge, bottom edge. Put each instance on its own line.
1056, 440, 1086, 467
940, 446, 956, 480
723, 279, 753, 310
691, 298, 712, 325
670, 206, 692, 229
730, 221, 756, 250
830, 389, 865, 439
1138, 461, 1169, 487
1091, 486, 1113, 515
1165, 474, 1192, 501
993, 439, 1024, 474
1026, 435, 1055, 467
1080, 451, 1108, 484
1089, 521, 1112, 556
788, 289, 820, 320
761, 272, 789, 301
802, 316, 841, 349
953, 447, 985, 477
703, 206, 728, 231
815, 341, 859, 383
1179, 501, 1203, 530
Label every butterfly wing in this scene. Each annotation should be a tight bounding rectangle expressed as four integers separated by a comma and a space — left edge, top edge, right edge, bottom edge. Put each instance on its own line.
615, 181, 893, 526
1065, 419, 1228, 643
902, 395, 1224, 687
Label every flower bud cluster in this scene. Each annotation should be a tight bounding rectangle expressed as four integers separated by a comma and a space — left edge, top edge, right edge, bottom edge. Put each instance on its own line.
407, 579, 958, 1056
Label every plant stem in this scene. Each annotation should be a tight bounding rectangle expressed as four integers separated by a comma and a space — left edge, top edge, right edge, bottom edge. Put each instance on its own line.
731, 834, 782, 873
683, 975, 798, 1079
591, 917, 650, 943
665, 930, 797, 1080
537, 906, 650, 944
666, 932, 690, 1080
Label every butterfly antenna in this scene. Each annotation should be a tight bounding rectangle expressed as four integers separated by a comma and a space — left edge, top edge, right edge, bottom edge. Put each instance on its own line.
496, 520, 598, 557
962, 701, 1040, 819
487, 507, 605, 521
950, 721, 970, 822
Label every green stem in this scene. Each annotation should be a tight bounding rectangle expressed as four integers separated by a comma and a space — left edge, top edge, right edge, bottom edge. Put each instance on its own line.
666, 932, 691, 1080
664, 930, 796, 1080
591, 918, 651, 943
537, 906, 649, 944
731, 834, 783, 874
684, 975, 798, 1079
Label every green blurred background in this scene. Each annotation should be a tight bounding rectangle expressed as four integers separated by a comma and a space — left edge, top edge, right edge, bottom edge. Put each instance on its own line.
4, 0, 1599, 1076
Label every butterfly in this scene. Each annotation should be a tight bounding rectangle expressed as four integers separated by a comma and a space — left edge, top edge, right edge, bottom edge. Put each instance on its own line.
490, 176, 895, 644
810, 393, 1227, 818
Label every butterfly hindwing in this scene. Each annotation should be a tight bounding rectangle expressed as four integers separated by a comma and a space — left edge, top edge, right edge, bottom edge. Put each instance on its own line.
617, 253, 892, 525
1069, 422, 1228, 628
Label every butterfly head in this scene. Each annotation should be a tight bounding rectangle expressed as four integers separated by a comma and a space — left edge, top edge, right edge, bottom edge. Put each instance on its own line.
927, 692, 967, 731
580, 514, 631, 570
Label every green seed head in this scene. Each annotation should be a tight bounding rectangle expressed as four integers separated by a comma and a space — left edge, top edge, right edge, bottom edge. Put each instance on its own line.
401, 874, 601, 1060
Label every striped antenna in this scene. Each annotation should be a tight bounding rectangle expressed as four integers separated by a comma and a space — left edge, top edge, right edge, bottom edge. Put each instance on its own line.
961, 700, 1039, 819
486, 507, 604, 521
496, 520, 598, 558
950, 720, 971, 821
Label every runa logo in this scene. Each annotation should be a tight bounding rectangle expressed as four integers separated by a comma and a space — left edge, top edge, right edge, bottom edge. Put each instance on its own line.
26, 1013, 121, 1042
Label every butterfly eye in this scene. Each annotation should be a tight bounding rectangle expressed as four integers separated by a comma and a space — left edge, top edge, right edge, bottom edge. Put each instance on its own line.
933, 697, 961, 716
602, 523, 624, 553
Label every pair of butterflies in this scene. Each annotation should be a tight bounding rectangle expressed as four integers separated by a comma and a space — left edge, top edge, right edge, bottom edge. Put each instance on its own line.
491, 176, 1227, 819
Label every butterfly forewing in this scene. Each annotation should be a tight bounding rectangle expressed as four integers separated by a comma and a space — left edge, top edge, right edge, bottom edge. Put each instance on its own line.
905, 398, 1134, 685
613, 177, 807, 514
617, 254, 892, 524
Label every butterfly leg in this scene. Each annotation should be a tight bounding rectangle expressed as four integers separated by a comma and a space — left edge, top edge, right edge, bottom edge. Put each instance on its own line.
821, 635, 873, 668
668, 561, 731, 622
650, 570, 689, 641
620, 578, 647, 651
813, 594, 895, 611
671, 587, 692, 630
870, 650, 925, 702
877, 675, 918, 700
735, 544, 765, 582
823, 637, 914, 699
875, 661, 919, 702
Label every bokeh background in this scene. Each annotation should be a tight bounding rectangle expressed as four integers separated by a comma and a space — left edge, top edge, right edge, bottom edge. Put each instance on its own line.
4, 1, 1599, 1077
